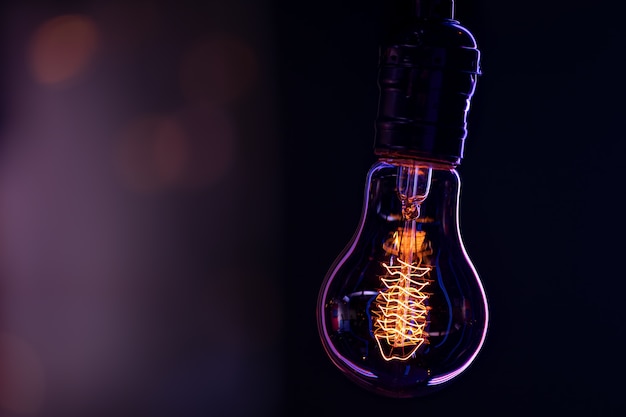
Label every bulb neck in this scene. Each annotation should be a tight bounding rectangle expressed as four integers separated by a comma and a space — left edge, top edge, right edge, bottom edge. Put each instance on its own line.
374, 2, 480, 166
379, 156, 456, 171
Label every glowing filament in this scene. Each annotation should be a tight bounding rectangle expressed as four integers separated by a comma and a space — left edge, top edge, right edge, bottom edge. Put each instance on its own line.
373, 229, 432, 361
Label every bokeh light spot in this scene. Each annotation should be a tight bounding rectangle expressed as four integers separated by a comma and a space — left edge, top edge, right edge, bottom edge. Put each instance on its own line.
115, 104, 236, 193
115, 115, 188, 193
0, 333, 45, 415
179, 35, 258, 104
173, 103, 236, 189
29, 14, 99, 86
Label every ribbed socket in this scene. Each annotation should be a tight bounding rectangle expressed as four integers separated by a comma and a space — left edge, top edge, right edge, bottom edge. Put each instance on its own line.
374, 13, 480, 166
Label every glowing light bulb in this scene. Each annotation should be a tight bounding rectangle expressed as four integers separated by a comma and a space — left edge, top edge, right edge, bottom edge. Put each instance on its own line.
316, 0, 489, 398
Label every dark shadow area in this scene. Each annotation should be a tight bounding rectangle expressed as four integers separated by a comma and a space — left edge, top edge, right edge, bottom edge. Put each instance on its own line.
273, 0, 626, 415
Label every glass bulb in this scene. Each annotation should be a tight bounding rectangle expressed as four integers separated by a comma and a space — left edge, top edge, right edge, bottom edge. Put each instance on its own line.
317, 158, 488, 398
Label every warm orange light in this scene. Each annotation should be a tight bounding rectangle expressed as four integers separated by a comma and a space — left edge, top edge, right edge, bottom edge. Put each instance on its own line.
114, 114, 188, 193
373, 228, 433, 361
28, 14, 99, 86
114, 104, 235, 193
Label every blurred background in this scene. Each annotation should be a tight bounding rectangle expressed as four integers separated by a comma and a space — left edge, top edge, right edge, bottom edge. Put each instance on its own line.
1, 0, 625, 416
0, 1, 281, 416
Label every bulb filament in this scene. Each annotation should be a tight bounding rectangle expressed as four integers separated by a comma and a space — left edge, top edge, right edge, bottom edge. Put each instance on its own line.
372, 165, 434, 361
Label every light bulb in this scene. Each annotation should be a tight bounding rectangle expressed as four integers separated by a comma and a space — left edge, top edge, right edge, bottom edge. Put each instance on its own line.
316, 0, 489, 398
317, 159, 488, 397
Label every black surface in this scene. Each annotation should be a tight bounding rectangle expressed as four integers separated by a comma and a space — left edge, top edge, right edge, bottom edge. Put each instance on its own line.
275, 0, 626, 415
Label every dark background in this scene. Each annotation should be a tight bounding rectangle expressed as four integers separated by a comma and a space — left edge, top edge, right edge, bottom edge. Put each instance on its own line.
1, 0, 625, 416
278, 1, 626, 415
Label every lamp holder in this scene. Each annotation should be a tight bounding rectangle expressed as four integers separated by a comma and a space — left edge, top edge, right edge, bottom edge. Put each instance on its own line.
374, 0, 481, 166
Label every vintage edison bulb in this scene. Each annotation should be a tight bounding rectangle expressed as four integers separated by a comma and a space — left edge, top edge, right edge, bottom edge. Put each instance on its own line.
317, 159, 488, 397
